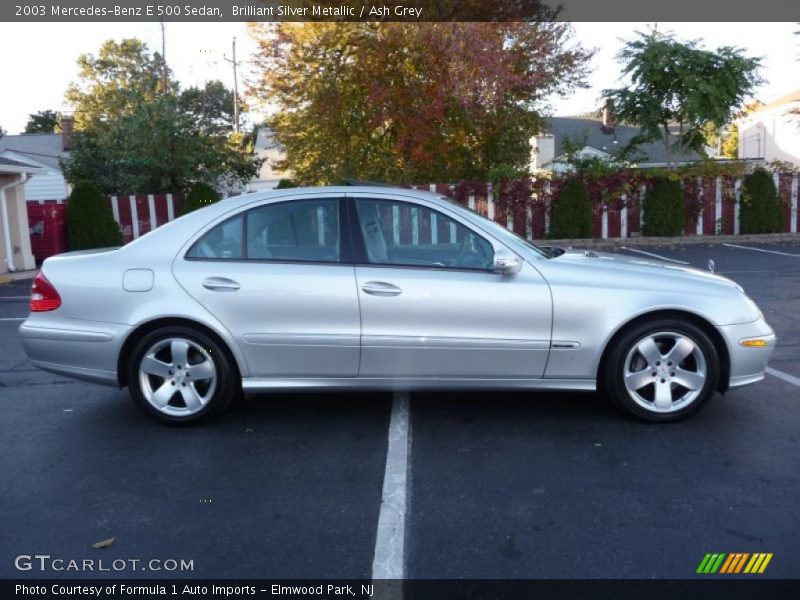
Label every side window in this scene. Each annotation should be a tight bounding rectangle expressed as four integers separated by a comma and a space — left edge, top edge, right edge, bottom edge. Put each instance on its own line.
246, 198, 340, 262
186, 215, 243, 259
354, 198, 494, 270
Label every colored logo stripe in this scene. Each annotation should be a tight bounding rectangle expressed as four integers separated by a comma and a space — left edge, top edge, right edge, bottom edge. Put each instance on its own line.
697, 553, 773, 574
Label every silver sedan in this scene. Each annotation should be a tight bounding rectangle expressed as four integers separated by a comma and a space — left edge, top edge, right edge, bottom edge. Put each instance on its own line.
20, 186, 776, 424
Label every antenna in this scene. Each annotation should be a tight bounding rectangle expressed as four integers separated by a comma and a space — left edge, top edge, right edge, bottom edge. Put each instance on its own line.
223, 37, 241, 133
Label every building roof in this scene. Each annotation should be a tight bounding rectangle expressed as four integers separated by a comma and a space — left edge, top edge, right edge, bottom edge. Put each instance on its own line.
0, 133, 68, 171
546, 116, 702, 165
0, 155, 43, 173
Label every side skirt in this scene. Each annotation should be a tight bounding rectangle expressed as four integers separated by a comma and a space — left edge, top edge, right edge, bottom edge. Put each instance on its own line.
241, 377, 596, 393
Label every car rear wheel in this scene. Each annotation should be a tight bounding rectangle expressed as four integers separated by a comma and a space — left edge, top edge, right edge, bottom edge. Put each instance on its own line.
602, 318, 720, 422
128, 326, 237, 425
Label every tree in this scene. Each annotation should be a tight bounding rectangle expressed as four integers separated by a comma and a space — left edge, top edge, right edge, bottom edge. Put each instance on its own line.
549, 178, 593, 239
182, 181, 221, 215
740, 168, 783, 234
249, 22, 592, 184
66, 39, 170, 129
642, 178, 685, 237
0, 124, 5, 140
604, 32, 762, 167
24, 110, 60, 134
66, 181, 123, 250
63, 39, 260, 194
178, 80, 244, 135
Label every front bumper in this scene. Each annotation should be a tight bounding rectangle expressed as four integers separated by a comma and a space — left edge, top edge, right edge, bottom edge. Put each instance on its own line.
718, 317, 776, 389
19, 319, 131, 386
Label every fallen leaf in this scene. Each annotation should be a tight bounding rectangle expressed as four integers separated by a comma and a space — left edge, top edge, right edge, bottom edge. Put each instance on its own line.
92, 537, 115, 549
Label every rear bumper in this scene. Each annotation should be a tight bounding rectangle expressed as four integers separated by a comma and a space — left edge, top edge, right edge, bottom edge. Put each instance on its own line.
718, 318, 776, 389
19, 320, 131, 386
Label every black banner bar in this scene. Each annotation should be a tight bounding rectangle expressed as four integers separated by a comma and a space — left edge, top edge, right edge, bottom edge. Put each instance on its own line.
2, 0, 800, 22
4, 579, 800, 600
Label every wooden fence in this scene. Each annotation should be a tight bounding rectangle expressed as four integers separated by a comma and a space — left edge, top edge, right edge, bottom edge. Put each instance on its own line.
30, 173, 799, 245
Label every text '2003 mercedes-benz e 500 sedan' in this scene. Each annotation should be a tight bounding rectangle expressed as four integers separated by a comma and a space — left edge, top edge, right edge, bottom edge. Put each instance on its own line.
20, 186, 775, 425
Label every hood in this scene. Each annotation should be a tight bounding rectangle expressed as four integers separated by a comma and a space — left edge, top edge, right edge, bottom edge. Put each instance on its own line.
552, 249, 739, 289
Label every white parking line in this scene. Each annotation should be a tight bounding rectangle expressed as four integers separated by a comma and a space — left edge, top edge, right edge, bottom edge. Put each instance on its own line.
767, 367, 800, 387
619, 247, 691, 265
722, 243, 800, 258
0, 317, 25, 321
371, 392, 411, 580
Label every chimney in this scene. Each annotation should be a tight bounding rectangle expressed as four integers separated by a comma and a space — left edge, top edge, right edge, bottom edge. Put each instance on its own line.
60, 115, 74, 151
602, 97, 615, 133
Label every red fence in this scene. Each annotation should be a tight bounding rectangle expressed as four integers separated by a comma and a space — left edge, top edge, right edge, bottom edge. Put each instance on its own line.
414, 173, 800, 239
26, 173, 800, 260
105, 193, 186, 244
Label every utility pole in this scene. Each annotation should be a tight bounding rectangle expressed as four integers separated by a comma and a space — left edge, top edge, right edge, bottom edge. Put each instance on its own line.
160, 18, 169, 94
223, 37, 241, 132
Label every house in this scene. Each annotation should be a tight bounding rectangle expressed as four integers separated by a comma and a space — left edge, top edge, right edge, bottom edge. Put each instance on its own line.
0, 116, 73, 202
531, 99, 701, 173
0, 156, 42, 274
737, 89, 800, 166
245, 127, 287, 192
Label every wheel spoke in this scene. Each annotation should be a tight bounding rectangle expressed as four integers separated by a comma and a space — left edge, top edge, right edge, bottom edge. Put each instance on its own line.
150, 381, 176, 408
672, 368, 704, 390
171, 340, 189, 367
180, 384, 205, 411
653, 380, 673, 409
189, 359, 214, 380
625, 369, 654, 391
637, 337, 663, 366
140, 355, 172, 378
665, 336, 696, 365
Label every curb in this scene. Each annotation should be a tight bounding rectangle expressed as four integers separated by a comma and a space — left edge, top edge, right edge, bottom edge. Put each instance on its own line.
543, 233, 800, 250
0, 270, 37, 284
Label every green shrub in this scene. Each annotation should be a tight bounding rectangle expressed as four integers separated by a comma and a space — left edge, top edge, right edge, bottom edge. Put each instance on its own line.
275, 178, 297, 189
66, 181, 123, 250
642, 178, 685, 237
181, 182, 221, 215
549, 178, 592, 239
740, 168, 783, 234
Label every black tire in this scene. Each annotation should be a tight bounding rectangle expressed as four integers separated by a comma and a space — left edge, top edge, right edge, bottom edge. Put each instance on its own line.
602, 318, 720, 423
127, 325, 238, 425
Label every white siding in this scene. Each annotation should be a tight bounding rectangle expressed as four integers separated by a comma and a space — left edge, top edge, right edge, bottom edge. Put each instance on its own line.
738, 103, 800, 166
23, 169, 69, 201
0, 151, 68, 201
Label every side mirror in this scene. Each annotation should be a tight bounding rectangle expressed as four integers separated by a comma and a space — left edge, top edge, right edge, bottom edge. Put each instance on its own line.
493, 250, 522, 276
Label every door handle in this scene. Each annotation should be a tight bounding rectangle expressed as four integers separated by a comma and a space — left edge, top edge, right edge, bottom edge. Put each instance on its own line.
361, 281, 402, 297
202, 277, 240, 291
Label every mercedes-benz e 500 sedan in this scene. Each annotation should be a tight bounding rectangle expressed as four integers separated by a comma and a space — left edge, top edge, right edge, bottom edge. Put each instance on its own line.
20, 186, 775, 424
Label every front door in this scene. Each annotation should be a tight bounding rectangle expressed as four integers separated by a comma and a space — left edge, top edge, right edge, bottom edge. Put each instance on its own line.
173, 196, 361, 377
349, 194, 552, 379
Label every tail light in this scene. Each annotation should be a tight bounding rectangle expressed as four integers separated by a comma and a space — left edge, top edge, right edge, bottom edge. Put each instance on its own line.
30, 271, 61, 312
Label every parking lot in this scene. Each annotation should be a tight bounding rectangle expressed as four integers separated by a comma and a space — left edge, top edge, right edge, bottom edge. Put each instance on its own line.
1, 241, 798, 580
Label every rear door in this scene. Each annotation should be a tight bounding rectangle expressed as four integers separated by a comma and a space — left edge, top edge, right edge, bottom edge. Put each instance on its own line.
348, 193, 552, 379
173, 195, 361, 377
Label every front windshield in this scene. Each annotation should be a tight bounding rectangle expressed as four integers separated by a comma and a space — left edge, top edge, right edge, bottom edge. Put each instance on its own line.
441, 197, 550, 258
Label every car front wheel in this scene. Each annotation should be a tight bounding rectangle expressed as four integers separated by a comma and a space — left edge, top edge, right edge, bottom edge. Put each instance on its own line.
127, 326, 237, 425
603, 318, 720, 422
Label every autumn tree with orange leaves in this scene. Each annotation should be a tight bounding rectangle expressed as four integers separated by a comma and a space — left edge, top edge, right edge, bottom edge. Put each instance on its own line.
248, 22, 592, 185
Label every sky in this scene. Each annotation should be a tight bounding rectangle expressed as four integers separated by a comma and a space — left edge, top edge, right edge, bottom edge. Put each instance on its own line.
0, 21, 797, 135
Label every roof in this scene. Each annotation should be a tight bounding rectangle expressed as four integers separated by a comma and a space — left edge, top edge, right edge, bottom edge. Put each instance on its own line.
0, 133, 68, 171
546, 116, 702, 165
750, 89, 800, 114
0, 155, 43, 174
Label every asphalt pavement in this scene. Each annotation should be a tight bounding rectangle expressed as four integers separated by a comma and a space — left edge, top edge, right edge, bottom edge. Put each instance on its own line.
0, 241, 798, 581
